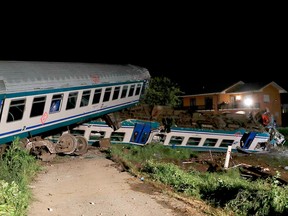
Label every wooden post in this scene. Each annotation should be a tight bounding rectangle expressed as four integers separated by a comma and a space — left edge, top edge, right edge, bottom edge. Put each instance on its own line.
224, 146, 232, 169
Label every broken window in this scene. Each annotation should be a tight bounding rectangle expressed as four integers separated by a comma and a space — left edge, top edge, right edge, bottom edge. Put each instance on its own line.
50, 94, 63, 113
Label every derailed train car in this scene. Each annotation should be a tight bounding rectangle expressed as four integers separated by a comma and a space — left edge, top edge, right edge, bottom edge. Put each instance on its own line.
0, 61, 150, 160
63, 112, 285, 154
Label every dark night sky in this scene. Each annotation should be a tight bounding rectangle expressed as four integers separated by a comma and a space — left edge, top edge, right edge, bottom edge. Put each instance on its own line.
1, 8, 286, 95
1, 39, 286, 95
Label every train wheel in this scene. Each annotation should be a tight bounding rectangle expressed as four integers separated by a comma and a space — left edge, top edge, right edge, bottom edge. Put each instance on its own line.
55, 133, 77, 154
74, 136, 89, 155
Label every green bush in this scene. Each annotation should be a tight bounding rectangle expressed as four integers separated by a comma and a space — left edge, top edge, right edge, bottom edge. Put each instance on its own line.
0, 138, 41, 216
0, 180, 23, 216
277, 127, 288, 136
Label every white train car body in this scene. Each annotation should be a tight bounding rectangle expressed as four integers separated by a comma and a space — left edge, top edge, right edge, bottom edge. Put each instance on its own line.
0, 61, 150, 146
66, 118, 284, 153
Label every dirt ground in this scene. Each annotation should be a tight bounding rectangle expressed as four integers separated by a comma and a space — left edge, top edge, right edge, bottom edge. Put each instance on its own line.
27, 147, 211, 216
27, 146, 288, 216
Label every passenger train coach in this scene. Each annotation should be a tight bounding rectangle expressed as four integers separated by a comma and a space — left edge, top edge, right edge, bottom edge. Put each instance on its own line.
62, 118, 281, 154
0, 61, 150, 158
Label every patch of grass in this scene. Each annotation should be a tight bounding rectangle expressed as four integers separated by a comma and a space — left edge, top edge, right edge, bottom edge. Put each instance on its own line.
107, 143, 198, 171
0, 137, 41, 216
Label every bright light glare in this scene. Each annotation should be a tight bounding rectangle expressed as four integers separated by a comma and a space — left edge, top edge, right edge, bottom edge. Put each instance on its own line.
244, 98, 253, 107
236, 111, 245, 114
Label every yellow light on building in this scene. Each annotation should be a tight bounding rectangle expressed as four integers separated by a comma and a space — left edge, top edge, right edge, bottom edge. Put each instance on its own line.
236, 95, 242, 101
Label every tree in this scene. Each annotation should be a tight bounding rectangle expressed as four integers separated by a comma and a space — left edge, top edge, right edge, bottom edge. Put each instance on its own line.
142, 76, 183, 107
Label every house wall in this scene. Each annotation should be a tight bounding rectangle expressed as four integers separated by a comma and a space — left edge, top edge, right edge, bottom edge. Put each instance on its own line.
261, 85, 282, 126
182, 94, 219, 110
182, 97, 193, 107
218, 94, 230, 104
181, 84, 283, 126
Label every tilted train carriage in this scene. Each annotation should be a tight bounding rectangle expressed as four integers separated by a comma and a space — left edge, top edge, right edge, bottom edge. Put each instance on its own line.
61, 117, 285, 154
0, 61, 150, 160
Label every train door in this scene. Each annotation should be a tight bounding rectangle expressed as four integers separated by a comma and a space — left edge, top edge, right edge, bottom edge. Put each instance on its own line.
240, 131, 257, 149
130, 123, 151, 144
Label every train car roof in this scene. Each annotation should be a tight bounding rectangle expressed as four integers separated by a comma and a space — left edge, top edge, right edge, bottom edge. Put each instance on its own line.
0, 61, 150, 94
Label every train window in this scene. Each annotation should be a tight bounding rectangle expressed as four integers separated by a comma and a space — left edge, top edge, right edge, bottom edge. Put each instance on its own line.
130, 131, 138, 142
80, 90, 91, 107
110, 132, 125, 142
89, 131, 105, 141
7, 99, 26, 122
112, 86, 120, 100
46, 132, 62, 143
30, 96, 46, 117
203, 138, 218, 147
66, 92, 78, 110
0, 99, 3, 122
219, 139, 234, 147
187, 137, 201, 146
92, 89, 102, 104
103, 87, 112, 102
135, 84, 142, 96
151, 134, 166, 143
70, 129, 85, 136
50, 94, 63, 113
169, 136, 184, 145
121, 85, 128, 98
128, 85, 135, 97
140, 132, 149, 143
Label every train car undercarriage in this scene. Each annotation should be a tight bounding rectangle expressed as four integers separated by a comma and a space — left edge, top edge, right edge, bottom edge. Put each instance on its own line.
19, 133, 89, 161
0, 114, 117, 161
